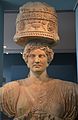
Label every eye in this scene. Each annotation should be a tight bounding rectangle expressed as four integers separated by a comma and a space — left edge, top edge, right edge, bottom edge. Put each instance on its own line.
29, 54, 35, 58
39, 54, 46, 58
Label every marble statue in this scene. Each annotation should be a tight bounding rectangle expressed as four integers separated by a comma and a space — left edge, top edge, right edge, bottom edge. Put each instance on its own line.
0, 42, 78, 120
0, 2, 78, 120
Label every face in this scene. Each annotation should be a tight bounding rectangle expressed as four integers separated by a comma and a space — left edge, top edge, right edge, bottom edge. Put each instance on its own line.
27, 49, 49, 73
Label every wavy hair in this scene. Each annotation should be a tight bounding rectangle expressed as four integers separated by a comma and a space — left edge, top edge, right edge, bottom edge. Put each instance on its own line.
22, 43, 54, 64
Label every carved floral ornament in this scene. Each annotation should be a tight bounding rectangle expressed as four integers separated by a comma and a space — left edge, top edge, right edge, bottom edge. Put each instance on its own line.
14, 2, 60, 46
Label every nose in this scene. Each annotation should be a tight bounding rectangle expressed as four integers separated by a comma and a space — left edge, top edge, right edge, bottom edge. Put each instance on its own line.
34, 56, 40, 63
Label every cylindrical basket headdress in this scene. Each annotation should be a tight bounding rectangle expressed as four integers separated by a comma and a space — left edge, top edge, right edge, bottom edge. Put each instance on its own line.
14, 2, 60, 46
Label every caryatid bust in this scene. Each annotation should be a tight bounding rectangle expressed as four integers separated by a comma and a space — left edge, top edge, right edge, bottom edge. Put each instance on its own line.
0, 1, 78, 120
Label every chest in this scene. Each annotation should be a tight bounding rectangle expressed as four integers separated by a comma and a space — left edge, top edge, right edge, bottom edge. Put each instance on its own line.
16, 84, 65, 119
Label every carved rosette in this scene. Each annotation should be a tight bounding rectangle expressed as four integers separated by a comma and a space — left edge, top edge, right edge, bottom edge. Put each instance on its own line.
14, 2, 60, 46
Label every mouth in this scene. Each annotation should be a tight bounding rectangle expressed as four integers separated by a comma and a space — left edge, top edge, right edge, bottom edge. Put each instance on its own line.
33, 64, 42, 68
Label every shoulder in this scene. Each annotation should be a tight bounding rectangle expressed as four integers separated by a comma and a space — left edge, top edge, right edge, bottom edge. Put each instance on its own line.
49, 78, 78, 90
2, 81, 20, 93
2, 81, 21, 103
49, 78, 78, 99
17, 78, 32, 87
3, 81, 19, 88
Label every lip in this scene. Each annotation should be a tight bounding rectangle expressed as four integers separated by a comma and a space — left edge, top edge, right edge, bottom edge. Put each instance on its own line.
33, 64, 42, 67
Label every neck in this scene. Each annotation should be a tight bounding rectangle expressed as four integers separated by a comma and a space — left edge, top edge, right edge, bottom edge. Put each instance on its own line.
28, 70, 49, 81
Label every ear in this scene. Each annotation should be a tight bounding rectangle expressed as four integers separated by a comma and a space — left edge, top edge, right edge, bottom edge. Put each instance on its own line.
51, 51, 54, 61
47, 62, 49, 67
27, 62, 30, 68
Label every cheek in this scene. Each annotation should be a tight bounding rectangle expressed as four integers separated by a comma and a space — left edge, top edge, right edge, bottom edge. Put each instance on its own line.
27, 59, 33, 68
42, 59, 48, 66
42, 58, 48, 63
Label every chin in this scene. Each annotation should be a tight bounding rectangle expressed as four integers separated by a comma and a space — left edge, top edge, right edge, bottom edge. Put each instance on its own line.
34, 70, 42, 72
33, 70, 44, 74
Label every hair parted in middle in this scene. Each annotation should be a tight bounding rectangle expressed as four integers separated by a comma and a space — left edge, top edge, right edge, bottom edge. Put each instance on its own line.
22, 42, 54, 64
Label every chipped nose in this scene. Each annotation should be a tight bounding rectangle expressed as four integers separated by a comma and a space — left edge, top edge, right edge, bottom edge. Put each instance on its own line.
35, 56, 40, 63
